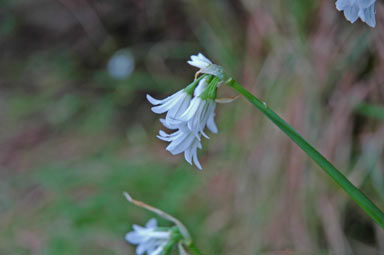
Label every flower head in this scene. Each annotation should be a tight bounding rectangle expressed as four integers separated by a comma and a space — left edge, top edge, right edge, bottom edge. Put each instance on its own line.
124, 193, 195, 254
147, 75, 219, 170
126, 218, 171, 255
146, 54, 229, 170
336, 0, 376, 27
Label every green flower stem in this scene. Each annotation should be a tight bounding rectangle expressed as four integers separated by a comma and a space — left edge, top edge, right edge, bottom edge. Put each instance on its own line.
187, 242, 202, 255
227, 78, 384, 229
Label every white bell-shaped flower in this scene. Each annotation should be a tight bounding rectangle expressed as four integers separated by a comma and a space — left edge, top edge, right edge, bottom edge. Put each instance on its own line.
336, 0, 376, 27
147, 54, 224, 170
148, 76, 219, 170
125, 218, 171, 255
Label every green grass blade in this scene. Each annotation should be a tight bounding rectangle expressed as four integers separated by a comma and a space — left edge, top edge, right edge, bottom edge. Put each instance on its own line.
355, 103, 384, 120
227, 79, 384, 229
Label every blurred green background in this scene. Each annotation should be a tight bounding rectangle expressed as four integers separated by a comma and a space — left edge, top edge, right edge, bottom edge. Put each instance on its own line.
1, 0, 384, 254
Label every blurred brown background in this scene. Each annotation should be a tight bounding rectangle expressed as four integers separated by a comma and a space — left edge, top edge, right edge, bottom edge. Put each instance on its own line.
0, 0, 384, 254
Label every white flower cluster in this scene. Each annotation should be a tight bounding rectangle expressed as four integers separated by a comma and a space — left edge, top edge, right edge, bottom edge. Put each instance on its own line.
336, 0, 376, 27
126, 218, 171, 255
147, 53, 219, 170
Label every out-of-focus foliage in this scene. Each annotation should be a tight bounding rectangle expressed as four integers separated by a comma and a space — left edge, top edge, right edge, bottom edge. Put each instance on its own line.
0, 0, 384, 254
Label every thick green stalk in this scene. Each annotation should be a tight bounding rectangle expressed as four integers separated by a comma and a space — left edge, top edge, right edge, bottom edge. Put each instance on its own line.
227, 78, 384, 229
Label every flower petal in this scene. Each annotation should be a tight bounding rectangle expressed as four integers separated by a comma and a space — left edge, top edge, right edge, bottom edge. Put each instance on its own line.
197, 52, 212, 64
359, 4, 376, 27
192, 150, 202, 170
136, 242, 148, 255
151, 245, 165, 255
184, 147, 193, 165
146, 90, 182, 106
336, 0, 350, 10
356, 0, 375, 9
125, 232, 143, 244
344, 5, 359, 23
193, 77, 209, 97
207, 114, 218, 134
146, 218, 157, 228
180, 97, 202, 121
167, 132, 195, 155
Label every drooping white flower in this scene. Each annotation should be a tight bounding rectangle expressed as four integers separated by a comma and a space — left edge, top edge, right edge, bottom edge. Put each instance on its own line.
156, 76, 219, 170
157, 129, 203, 169
148, 76, 218, 170
336, 0, 376, 27
125, 218, 171, 255
147, 89, 191, 129
147, 54, 224, 170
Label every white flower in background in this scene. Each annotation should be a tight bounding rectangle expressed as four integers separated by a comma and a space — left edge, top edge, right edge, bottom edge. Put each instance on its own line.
107, 48, 135, 79
124, 193, 194, 255
336, 0, 376, 27
125, 218, 171, 255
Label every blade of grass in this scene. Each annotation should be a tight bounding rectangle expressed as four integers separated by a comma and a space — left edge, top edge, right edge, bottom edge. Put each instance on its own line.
227, 78, 384, 229
355, 103, 384, 120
